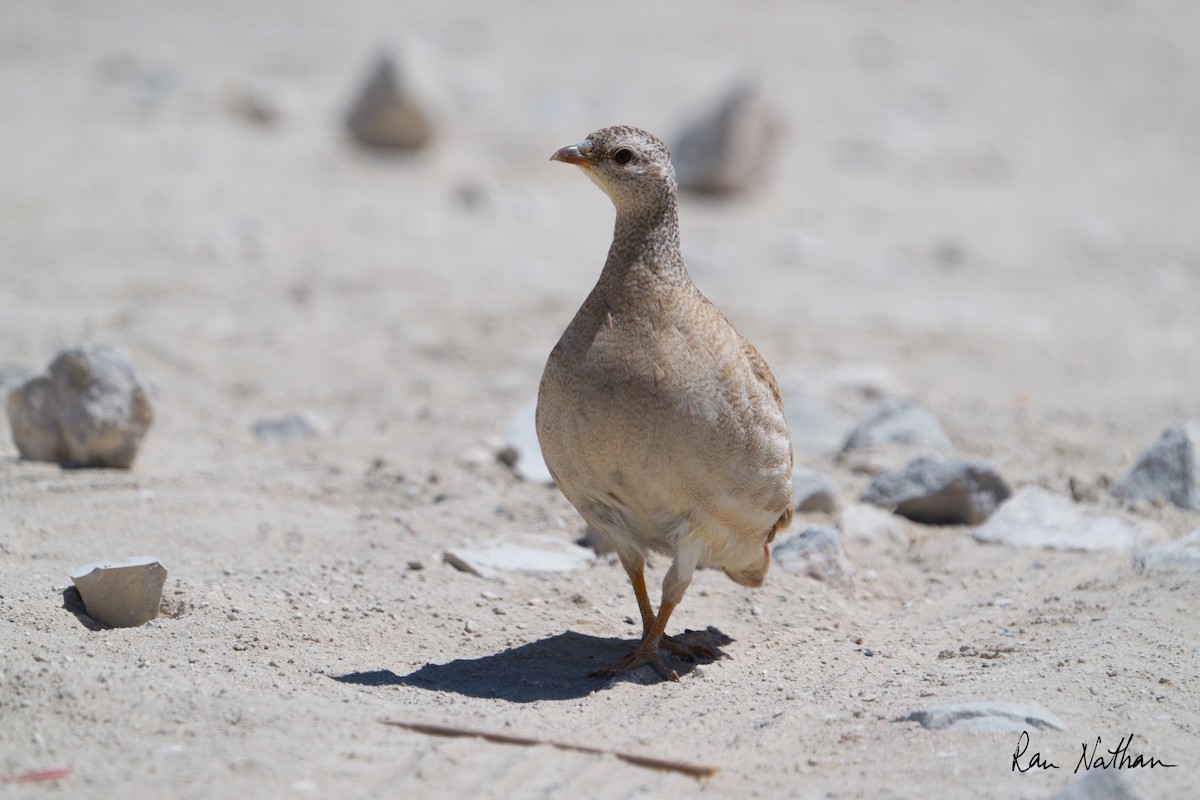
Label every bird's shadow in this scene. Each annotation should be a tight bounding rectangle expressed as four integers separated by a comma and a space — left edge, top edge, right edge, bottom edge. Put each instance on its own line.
333, 627, 732, 703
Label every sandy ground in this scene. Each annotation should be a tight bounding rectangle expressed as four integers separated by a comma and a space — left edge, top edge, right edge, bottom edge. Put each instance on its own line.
2, 2, 1198, 798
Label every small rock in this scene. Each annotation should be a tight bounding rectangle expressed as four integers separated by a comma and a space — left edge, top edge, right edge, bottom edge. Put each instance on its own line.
673, 80, 778, 194
783, 393, 856, 459
252, 411, 330, 444
861, 457, 1011, 525
579, 525, 615, 556
7, 344, 153, 468
444, 535, 595, 580
840, 398, 953, 459
227, 78, 299, 127
1111, 420, 1200, 511
1135, 529, 1200, 573
69, 556, 168, 628
500, 399, 554, 484
1054, 769, 1141, 800
772, 526, 851, 587
893, 701, 1065, 733
344, 51, 434, 150
793, 468, 838, 513
839, 503, 908, 546
974, 486, 1137, 551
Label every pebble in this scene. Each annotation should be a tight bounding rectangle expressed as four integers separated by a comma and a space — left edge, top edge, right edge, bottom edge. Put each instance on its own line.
1111, 419, 1200, 511
860, 457, 1011, 525
973, 486, 1138, 551
69, 557, 168, 628
1135, 529, 1200, 573
772, 526, 852, 587
443, 536, 595, 580
344, 50, 434, 150
893, 701, 1066, 732
783, 393, 856, 460
839, 503, 908, 546
673, 79, 778, 194
793, 468, 838, 513
7, 344, 154, 468
252, 411, 330, 444
840, 398, 953, 459
498, 399, 554, 484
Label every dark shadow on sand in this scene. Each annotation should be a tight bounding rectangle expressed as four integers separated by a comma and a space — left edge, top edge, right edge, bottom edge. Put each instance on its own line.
61, 586, 104, 631
333, 627, 732, 703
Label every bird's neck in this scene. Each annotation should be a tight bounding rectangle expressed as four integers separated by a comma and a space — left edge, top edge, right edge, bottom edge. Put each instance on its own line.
598, 200, 689, 299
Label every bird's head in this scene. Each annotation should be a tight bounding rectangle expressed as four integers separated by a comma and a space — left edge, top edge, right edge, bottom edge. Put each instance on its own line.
550, 126, 677, 214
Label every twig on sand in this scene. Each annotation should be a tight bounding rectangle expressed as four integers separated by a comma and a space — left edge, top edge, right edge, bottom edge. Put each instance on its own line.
381, 719, 718, 779
1, 767, 71, 784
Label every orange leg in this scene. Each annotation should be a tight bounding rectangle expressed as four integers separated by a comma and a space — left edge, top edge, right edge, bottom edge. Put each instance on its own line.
592, 599, 683, 682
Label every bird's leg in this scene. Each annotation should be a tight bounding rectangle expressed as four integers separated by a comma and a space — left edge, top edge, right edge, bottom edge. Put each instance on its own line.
592, 550, 707, 682
619, 554, 657, 638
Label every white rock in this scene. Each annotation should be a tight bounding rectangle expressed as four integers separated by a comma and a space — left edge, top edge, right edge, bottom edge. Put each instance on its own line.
839, 503, 908, 546
772, 526, 852, 588
7, 344, 153, 468
894, 701, 1065, 732
252, 411, 330, 444
444, 535, 595, 580
1135, 529, 1200, 573
974, 486, 1138, 551
783, 393, 856, 460
70, 556, 168, 628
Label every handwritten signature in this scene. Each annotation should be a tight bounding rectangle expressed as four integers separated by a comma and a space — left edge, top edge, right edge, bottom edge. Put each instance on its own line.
1012, 731, 1178, 773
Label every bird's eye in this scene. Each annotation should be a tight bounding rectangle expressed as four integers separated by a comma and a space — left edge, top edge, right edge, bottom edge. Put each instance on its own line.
613, 148, 633, 164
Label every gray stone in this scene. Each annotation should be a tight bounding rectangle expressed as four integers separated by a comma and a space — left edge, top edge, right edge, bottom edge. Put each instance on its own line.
861, 457, 1011, 525
444, 535, 595, 580
841, 398, 953, 457
499, 399, 554, 484
1111, 420, 1200, 511
252, 411, 330, 444
772, 526, 851, 586
894, 701, 1065, 733
69, 556, 167, 628
1055, 769, 1141, 800
7, 344, 153, 468
673, 80, 778, 194
579, 525, 616, 556
783, 393, 856, 460
1135, 529, 1200, 573
793, 468, 838, 513
344, 51, 434, 150
974, 486, 1137, 551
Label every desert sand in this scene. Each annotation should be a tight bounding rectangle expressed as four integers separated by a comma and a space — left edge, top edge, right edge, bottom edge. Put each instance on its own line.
2, 2, 1198, 798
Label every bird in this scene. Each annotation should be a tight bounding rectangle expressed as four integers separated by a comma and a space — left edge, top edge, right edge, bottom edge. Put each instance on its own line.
536, 126, 794, 681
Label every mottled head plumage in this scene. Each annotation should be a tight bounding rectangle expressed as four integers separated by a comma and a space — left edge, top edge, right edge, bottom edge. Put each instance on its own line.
551, 125, 678, 215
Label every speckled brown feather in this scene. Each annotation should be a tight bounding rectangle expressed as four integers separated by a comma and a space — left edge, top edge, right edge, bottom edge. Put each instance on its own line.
537, 126, 793, 669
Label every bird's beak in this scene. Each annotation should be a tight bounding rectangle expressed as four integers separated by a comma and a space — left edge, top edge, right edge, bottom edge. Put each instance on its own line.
550, 141, 593, 169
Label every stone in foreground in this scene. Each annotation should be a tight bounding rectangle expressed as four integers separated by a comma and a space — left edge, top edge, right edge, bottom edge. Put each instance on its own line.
1111, 420, 1200, 511
772, 526, 851, 587
444, 535, 595, 580
7, 344, 153, 468
894, 701, 1066, 732
974, 486, 1137, 551
861, 457, 1011, 525
70, 556, 168, 628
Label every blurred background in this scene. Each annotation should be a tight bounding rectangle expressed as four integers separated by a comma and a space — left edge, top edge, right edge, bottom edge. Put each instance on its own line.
1, 0, 1198, 478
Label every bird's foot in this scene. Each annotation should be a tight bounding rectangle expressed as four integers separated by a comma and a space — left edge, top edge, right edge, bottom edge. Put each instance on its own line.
660, 631, 717, 662
590, 642, 680, 682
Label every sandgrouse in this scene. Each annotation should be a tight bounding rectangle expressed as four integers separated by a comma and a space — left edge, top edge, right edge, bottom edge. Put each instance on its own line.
537, 126, 794, 681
